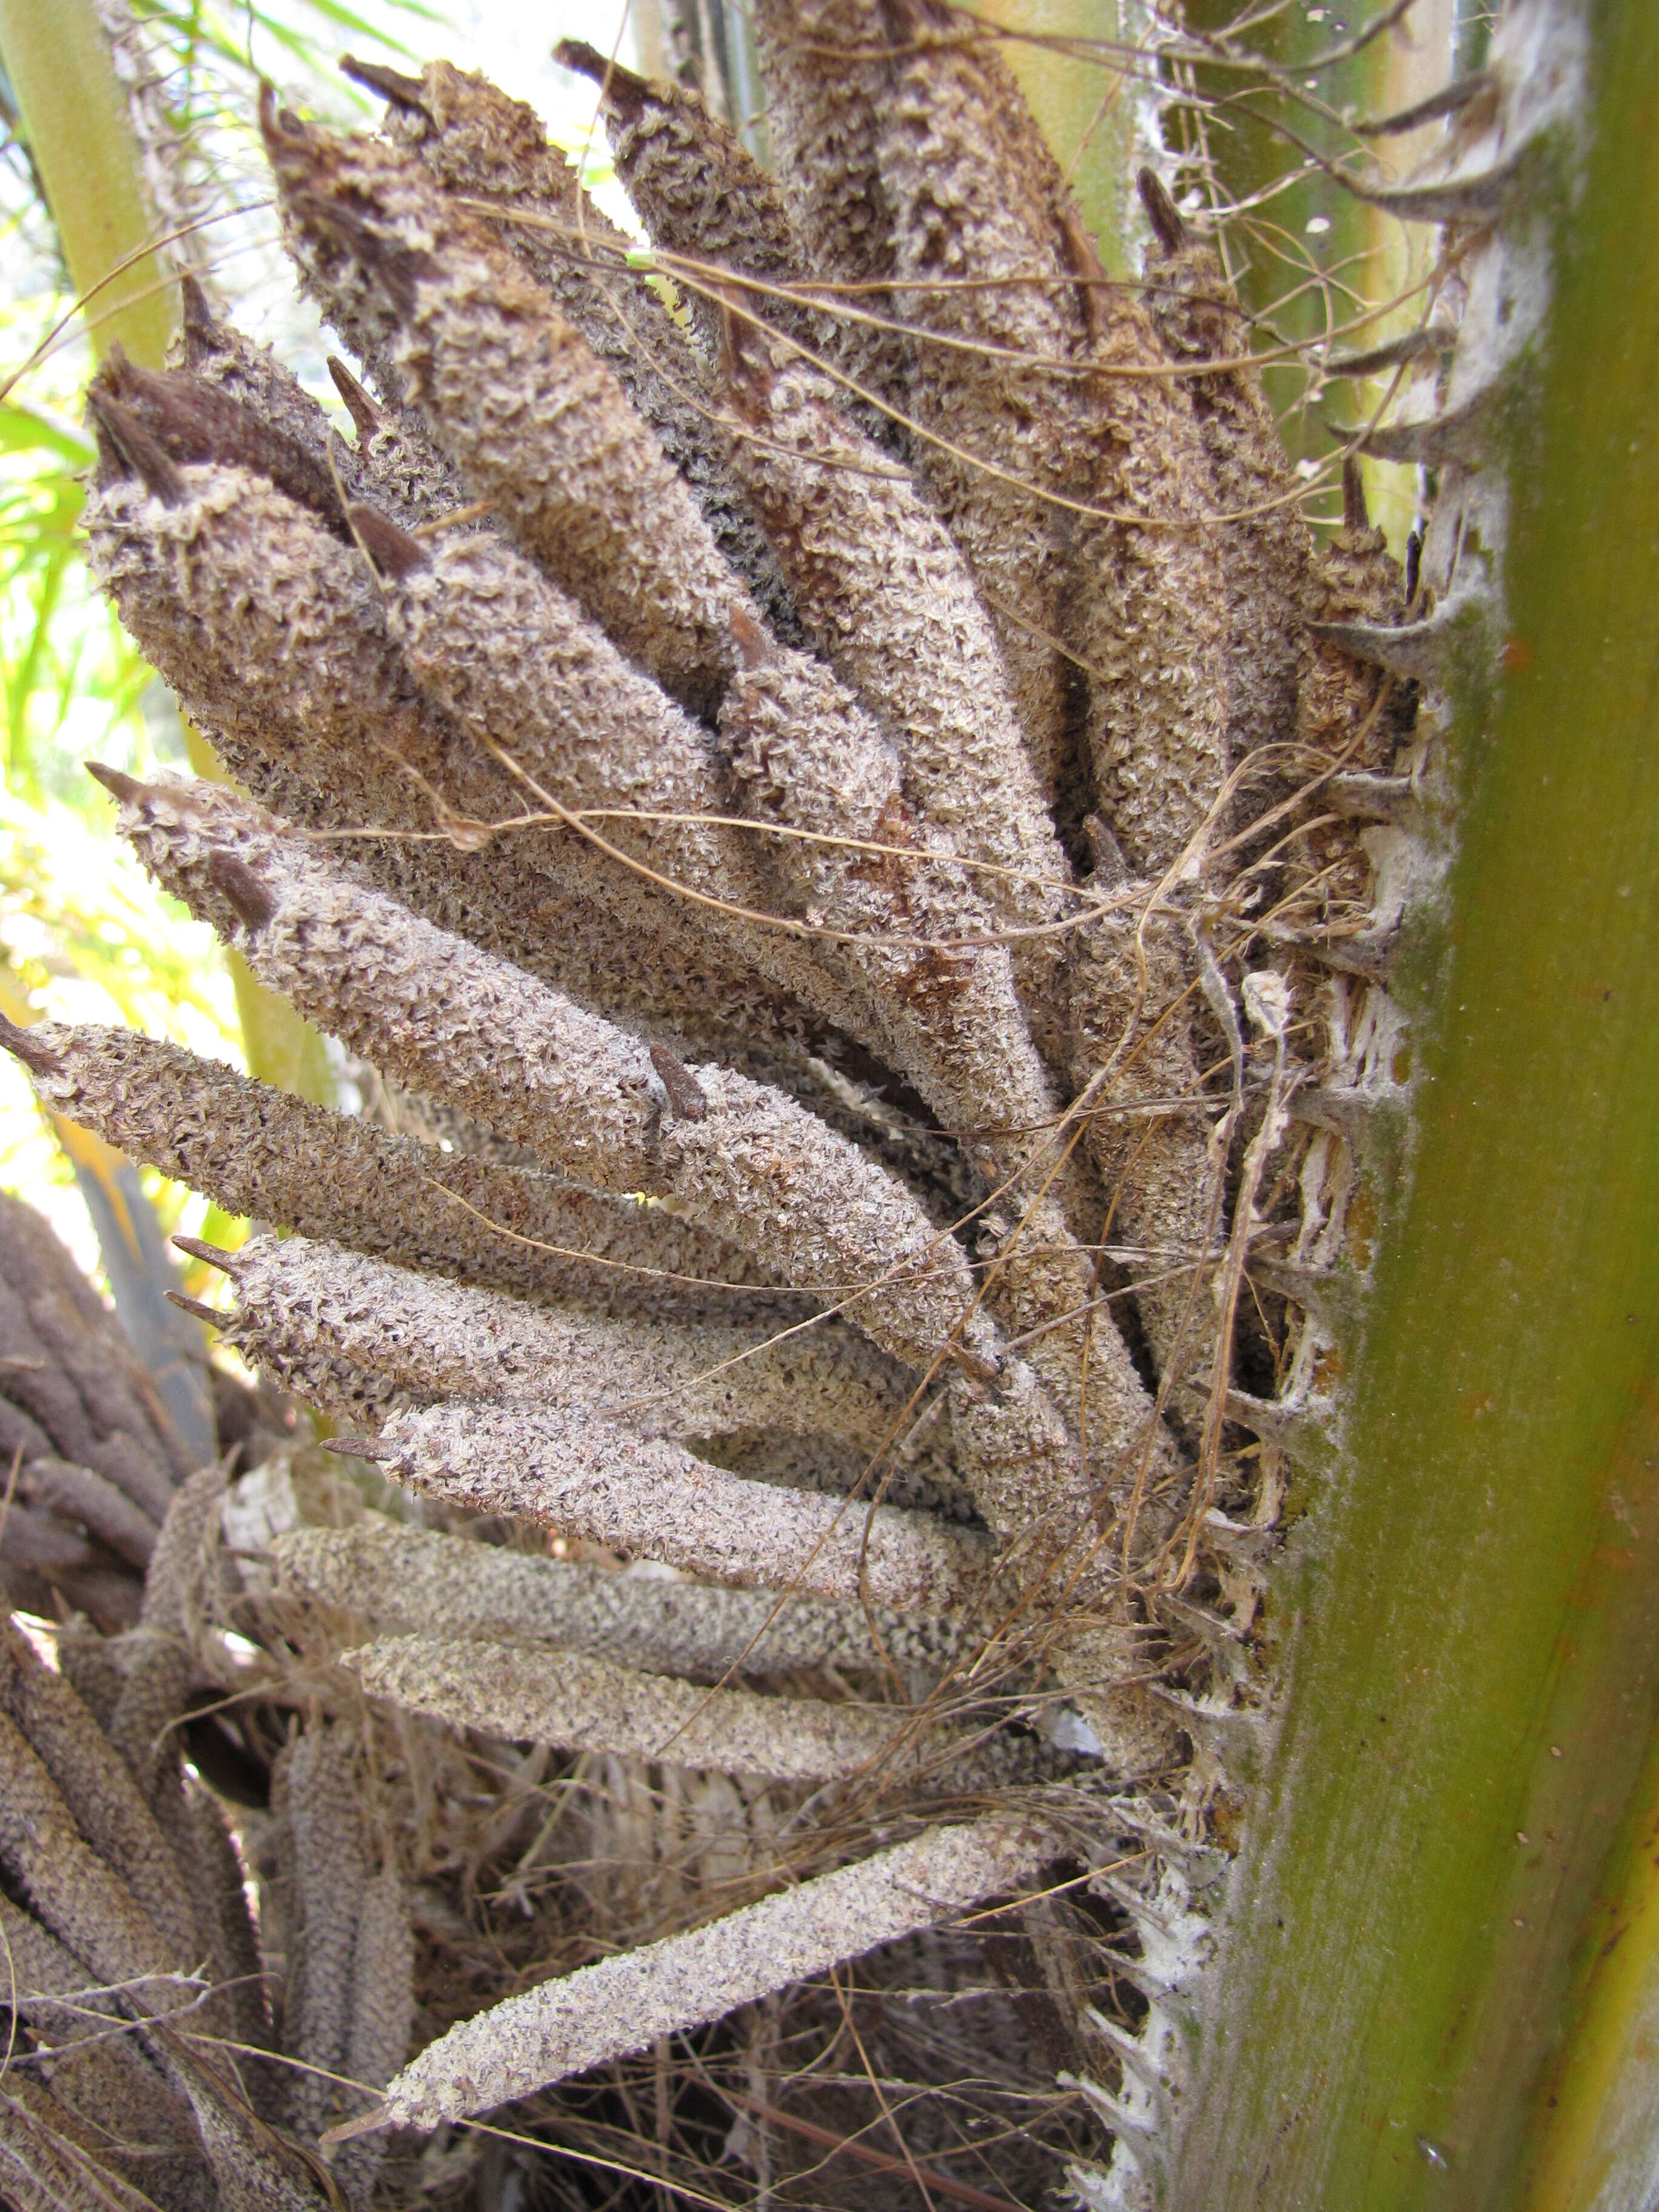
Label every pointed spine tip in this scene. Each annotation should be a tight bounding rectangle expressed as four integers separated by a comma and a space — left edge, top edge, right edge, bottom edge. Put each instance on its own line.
166, 1291, 221, 1328
1356, 68, 1493, 138
320, 2103, 391, 2145
339, 53, 429, 111
728, 602, 777, 669
322, 1435, 393, 1463
173, 1235, 239, 1275
1341, 455, 1370, 534
178, 273, 223, 366
1138, 168, 1188, 257
554, 39, 649, 112
85, 390, 186, 506
719, 304, 775, 406
205, 850, 277, 933
348, 501, 430, 580
85, 760, 146, 806
0, 1016, 58, 1076
327, 356, 382, 439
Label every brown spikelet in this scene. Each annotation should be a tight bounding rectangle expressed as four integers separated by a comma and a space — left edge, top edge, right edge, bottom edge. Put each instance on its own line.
273, 1518, 963, 1682
369, 1398, 992, 1612
263, 108, 745, 717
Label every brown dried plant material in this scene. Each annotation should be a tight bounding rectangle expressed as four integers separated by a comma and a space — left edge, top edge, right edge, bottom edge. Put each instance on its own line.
0, 1894, 201, 2191
344, 1633, 912, 1782
2, 1190, 187, 1487
0, 2076, 176, 2212
92, 352, 351, 538
555, 43, 809, 361
341, 1813, 1059, 2131
262, 101, 743, 717
107, 780, 988, 1373
19, 1458, 158, 1571
0, 1703, 178, 1990
0, 1621, 196, 1967
210, 1232, 926, 1454
84, 465, 811, 1051
0, 1272, 99, 1466
277, 1722, 371, 2143
364, 1398, 992, 1613
361, 58, 802, 632
10, 1021, 770, 1321
723, 332, 1075, 1052
366, 515, 877, 1048
273, 1519, 963, 1683
871, 2, 1228, 873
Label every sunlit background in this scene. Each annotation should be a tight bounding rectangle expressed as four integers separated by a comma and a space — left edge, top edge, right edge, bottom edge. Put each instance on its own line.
0, 0, 634, 1279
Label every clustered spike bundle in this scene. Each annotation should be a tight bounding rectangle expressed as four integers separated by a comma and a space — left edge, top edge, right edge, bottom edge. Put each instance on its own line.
0, 1188, 193, 1631
0, 1, 1514, 2200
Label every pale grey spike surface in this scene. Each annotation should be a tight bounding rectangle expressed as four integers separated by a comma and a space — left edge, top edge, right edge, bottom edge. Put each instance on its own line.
280, 1724, 370, 2143
273, 1520, 962, 1682
377, 524, 880, 1053
334, 1865, 415, 2205
84, 467, 820, 1056
221, 1232, 925, 1452
585, 59, 814, 361
264, 113, 745, 719
871, 4, 1230, 871
363, 1814, 1059, 2127
746, 0, 912, 418
372, 1398, 992, 1614
22, 1021, 786, 1324
344, 1634, 911, 1781
725, 337, 1076, 1054
380, 58, 802, 636
718, 634, 1057, 1152
110, 777, 989, 1375
717, 638, 1171, 1483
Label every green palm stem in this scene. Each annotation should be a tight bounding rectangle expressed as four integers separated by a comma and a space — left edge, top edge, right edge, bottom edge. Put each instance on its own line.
0, 0, 175, 366
976, 1, 1132, 275
1171, 5, 1659, 2207
1176, 0, 1446, 547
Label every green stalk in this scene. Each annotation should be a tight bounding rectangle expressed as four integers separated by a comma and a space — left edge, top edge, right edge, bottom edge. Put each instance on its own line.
976, 1, 1131, 273
1176, 0, 1447, 546
0, 0, 175, 366
1172, 5, 1659, 2207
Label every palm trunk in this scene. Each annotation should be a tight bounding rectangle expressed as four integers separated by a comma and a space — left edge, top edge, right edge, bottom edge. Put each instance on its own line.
1171, 5, 1659, 2204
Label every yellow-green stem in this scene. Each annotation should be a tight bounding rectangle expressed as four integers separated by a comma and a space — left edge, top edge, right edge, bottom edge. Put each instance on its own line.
1173, 4, 1659, 2205
0, 0, 175, 366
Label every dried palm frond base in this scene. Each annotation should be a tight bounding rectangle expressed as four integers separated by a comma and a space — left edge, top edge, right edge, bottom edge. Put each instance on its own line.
1, 2, 1454, 2202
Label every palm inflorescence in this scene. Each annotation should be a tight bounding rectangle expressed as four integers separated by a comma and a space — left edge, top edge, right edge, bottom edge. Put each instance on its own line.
1, 7, 1427, 2205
